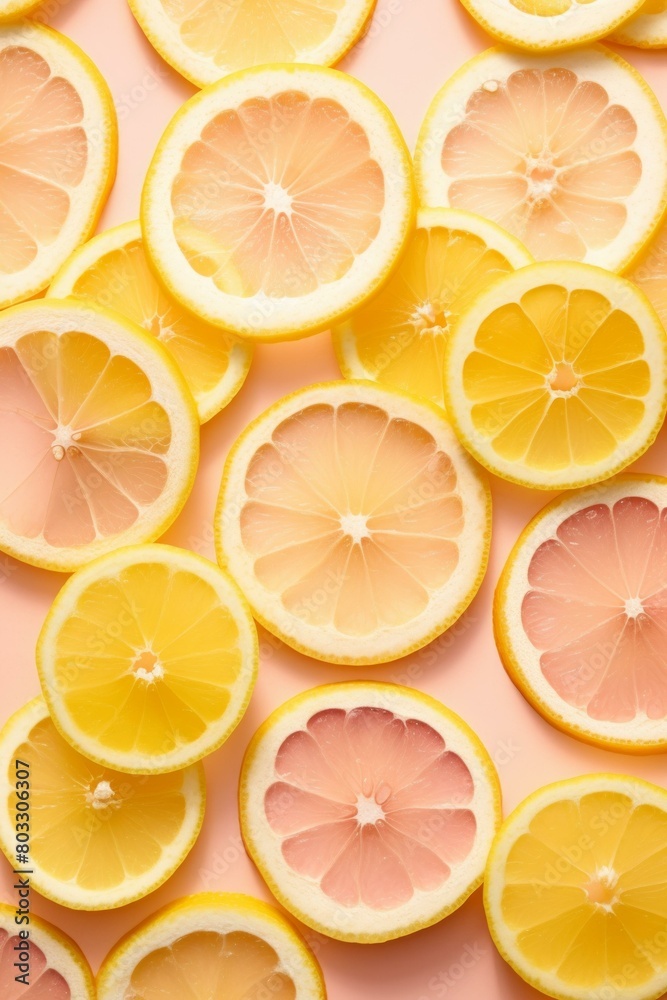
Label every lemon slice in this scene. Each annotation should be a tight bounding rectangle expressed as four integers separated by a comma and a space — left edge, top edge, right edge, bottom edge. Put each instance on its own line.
0, 22, 116, 310
50, 222, 252, 424
0, 698, 205, 909
128, 0, 377, 88
0, 902, 94, 999
37, 544, 258, 774
444, 261, 667, 490
216, 381, 490, 664
626, 209, 667, 327
0, 299, 199, 571
485, 774, 667, 1000
496, 474, 667, 753
457, 0, 645, 50
415, 46, 667, 271
240, 682, 501, 943
333, 208, 532, 410
97, 892, 326, 999
142, 65, 414, 342
612, 0, 667, 46
0, 0, 43, 18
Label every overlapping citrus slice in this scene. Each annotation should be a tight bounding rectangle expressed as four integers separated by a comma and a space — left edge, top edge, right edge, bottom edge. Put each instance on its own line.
0, 0, 43, 19
496, 475, 667, 753
0, 22, 116, 309
142, 65, 414, 342
128, 0, 377, 88
0, 902, 94, 1000
37, 544, 258, 773
612, 0, 667, 46
97, 893, 326, 999
0, 698, 205, 909
626, 210, 667, 327
415, 46, 667, 271
444, 262, 667, 490
50, 222, 253, 424
333, 208, 532, 410
240, 682, 501, 943
485, 774, 667, 1000
0, 300, 199, 571
216, 381, 490, 664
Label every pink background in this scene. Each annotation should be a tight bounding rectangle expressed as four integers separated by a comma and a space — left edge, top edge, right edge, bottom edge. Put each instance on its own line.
2, 1, 667, 996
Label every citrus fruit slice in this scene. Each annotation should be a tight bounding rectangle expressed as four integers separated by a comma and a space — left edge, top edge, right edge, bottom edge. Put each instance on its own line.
415, 46, 667, 271
626, 210, 667, 327
0, 299, 199, 572
495, 475, 667, 753
444, 261, 667, 490
333, 208, 532, 410
128, 0, 377, 88
485, 773, 667, 1000
457, 0, 645, 51
37, 544, 258, 774
142, 65, 414, 342
97, 892, 326, 999
216, 381, 490, 664
240, 682, 502, 943
0, 698, 205, 909
0, 22, 116, 310
49, 222, 253, 424
612, 0, 667, 46
0, 902, 94, 1000
0, 0, 43, 19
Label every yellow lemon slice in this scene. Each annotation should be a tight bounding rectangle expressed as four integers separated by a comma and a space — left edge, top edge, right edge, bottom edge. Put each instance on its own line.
50, 221, 252, 424
0, 698, 205, 909
333, 208, 532, 410
485, 774, 667, 1000
415, 46, 667, 271
0, 902, 94, 999
0, 0, 44, 18
612, 0, 667, 47
444, 261, 667, 490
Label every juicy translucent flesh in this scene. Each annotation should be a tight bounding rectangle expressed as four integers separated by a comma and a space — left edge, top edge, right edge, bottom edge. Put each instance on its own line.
523, 496, 667, 723
126, 930, 295, 1000
510, 0, 608, 14
441, 68, 641, 261
0, 45, 88, 276
172, 91, 384, 298
628, 218, 667, 330
161, 0, 346, 70
67, 237, 240, 412
501, 791, 667, 989
240, 402, 463, 635
265, 706, 476, 910
463, 285, 649, 470
10, 716, 188, 890
346, 225, 517, 408
0, 331, 171, 548
0, 929, 70, 999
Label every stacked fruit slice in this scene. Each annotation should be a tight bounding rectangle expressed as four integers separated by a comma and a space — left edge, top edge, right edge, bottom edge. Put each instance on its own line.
0, 903, 95, 999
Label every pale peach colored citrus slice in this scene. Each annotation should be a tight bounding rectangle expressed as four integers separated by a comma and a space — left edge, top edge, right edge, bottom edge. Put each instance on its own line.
240, 682, 501, 942
97, 893, 326, 999
625, 209, 667, 326
0, 22, 116, 309
415, 46, 667, 271
215, 381, 490, 664
496, 475, 667, 753
142, 65, 414, 342
0, 300, 199, 571
0, 903, 94, 1000
612, 0, 667, 46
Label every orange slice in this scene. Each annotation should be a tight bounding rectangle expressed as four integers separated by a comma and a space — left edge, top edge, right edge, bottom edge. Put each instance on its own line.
0, 903, 94, 1000
215, 381, 490, 664
612, 0, 667, 46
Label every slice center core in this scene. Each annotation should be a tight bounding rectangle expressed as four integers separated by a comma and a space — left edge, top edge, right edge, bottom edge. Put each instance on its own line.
586, 866, 618, 909
133, 650, 164, 682
355, 792, 385, 825
340, 512, 370, 544
624, 596, 644, 618
87, 779, 118, 811
548, 362, 578, 395
263, 181, 293, 216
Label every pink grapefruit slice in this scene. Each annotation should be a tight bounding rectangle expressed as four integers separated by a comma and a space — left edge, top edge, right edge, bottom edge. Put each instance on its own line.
240, 682, 502, 942
0, 903, 94, 1000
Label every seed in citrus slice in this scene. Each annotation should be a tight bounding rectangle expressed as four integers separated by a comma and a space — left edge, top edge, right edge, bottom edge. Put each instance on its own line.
333, 208, 532, 410
97, 892, 326, 999
0, 22, 116, 310
625, 210, 667, 328
0, 698, 205, 909
216, 381, 490, 664
49, 221, 253, 424
444, 261, 667, 490
0, 299, 199, 572
611, 0, 667, 46
495, 475, 667, 753
142, 65, 414, 342
485, 774, 667, 1000
0, 902, 94, 1000
415, 46, 667, 271
37, 544, 258, 774
240, 682, 501, 943
128, 0, 377, 88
